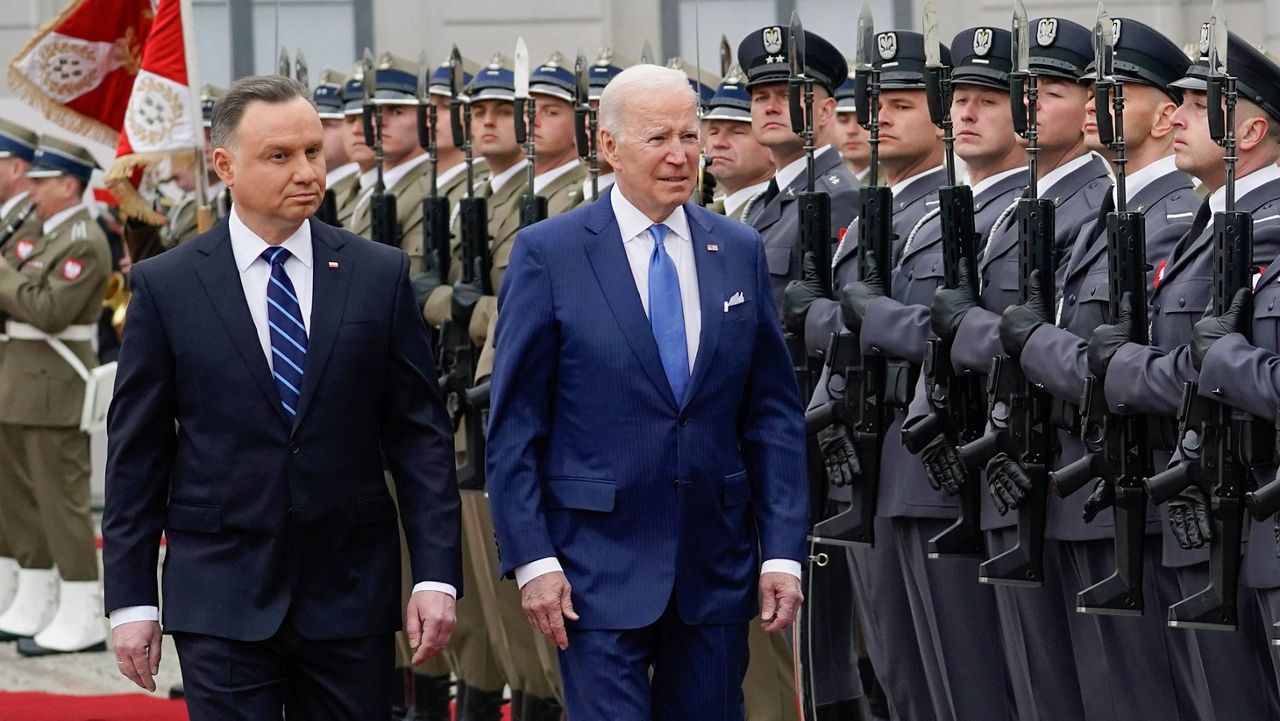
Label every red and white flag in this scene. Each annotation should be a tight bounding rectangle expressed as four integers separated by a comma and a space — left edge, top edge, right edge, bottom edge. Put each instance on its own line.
106, 0, 200, 221
7, 0, 157, 146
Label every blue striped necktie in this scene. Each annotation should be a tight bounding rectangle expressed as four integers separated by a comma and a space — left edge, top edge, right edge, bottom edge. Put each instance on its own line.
647, 223, 689, 403
262, 247, 307, 418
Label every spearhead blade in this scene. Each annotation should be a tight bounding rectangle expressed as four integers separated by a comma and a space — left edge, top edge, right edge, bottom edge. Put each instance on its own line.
295, 49, 309, 90
1209, 0, 1228, 77
1093, 3, 1114, 81
641, 40, 654, 64
719, 35, 732, 76
361, 48, 375, 104
923, 0, 941, 68
574, 50, 590, 105
514, 37, 530, 100
789, 11, 806, 79
278, 47, 291, 78
856, 2, 875, 71
1012, 0, 1029, 73
418, 50, 430, 101
448, 45, 464, 100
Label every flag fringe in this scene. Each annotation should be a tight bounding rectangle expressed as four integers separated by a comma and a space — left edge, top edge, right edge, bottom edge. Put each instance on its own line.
106, 175, 167, 225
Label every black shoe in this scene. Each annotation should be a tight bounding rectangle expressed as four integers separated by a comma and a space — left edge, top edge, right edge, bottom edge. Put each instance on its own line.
458, 684, 504, 721
858, 656, 890, 719
522, 694, 563, 721
409, 672, 452, 721
15, 637, 106, 657
509, 690, 525, 721
816, 699, 864, 721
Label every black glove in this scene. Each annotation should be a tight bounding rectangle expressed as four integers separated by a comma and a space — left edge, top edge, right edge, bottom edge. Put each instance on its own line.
451, 277, 484, 329
783, 252, 826, 336
998, 270, 1050, 359
986, 452, 1034, 516
1081, 478, 1114, 523
930, 263, 978, 343
701, 170, 718, 207
839, 248, 887, 332
1190, 287, 1248, 370
1168, 484, 1212, 550
1086, 292, 1135, 377
1274, 516, 1280, 559
817, 423, 861, 489
411, 269, 444, 311
920, 434, 967, 495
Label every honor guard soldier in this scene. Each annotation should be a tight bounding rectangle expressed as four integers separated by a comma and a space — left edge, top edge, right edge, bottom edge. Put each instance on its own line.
338, 64, 375, 228
844, 25, 1029, 721
832, 72, 871, 181
703, 65, 774, 221
991, 17, 1209, 720
161, 86, 227, 247
0, 119, 40, 621
313, 69, 358, 227
0, 137, 111, 656
566, 49, 628, 208
1092, 29, 1280, 715
528, 52, 588, 215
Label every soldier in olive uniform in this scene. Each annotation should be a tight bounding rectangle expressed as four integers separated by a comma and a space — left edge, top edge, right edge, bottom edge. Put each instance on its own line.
0, 138, 111, 657
565, 50, 627, 209
313, 69, 359, 227
161, 87, 226, 248
0, 119, 40, 621
338, 64, 375, 228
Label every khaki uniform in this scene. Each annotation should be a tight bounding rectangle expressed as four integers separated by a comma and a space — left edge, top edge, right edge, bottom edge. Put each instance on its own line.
330, 171, 362, 230
163, 193, 199, 247
348, 155, 434, 272
0, 206, 110, 582
0, 196, 41, 564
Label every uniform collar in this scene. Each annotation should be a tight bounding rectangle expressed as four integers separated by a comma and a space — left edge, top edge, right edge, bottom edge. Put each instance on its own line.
229, 206, 314, 273
326, 162, 359, 185
1210, 163, 1280, 213
1039, 151, 1100, 197
610, 183, 691, 245
774, 145, 834, 193
970, 166, 1026, 198
890, 163, 944, 196
41, 203, 86, 235
0, 191, 30, 220
1116, 154, 1178, 206
382, 152, 431, 190
533, 158, 580, 195
488, 158, 530, 195
723, 179, 771, 218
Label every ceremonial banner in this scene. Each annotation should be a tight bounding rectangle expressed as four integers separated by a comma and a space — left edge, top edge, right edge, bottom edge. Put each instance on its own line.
7, 0, 156, 146
106, 0, 198, 221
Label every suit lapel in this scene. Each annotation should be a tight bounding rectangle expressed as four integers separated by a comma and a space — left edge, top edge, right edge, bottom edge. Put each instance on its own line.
683, 207, 722, 410
291, 221, 352, 430
583, 199, 678, 409
192, 222, 291, 427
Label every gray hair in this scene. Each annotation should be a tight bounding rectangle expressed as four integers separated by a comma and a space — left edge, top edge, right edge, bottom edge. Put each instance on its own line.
597, 64, 698, 139
210, 75, 311, 149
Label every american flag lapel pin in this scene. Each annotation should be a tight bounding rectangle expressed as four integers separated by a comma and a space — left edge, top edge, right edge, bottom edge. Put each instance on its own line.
328, 261, 340, 269
706, 244, 719, 252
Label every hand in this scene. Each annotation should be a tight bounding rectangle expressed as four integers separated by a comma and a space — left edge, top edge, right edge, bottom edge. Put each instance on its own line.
920, 434, 967, 495
451, 278, 484, 330
521, 571, 579, 651
112, 620, 162, 692
986, 452, 1034, 516
1190, 288, 1248, 370
998, 270, 1050, 359
817, 423, 860, 489
930, 263, 978, 343
406, 590, 456, 665
838, 248, 886, 331
1081, 477, 1114, 523
1086, 293, 1135, 378
411, 269, 444, 311
1168, 484, 1212, 550
701, 170, 718, 207
783, 252, 826, 336
759, 571, 804, 633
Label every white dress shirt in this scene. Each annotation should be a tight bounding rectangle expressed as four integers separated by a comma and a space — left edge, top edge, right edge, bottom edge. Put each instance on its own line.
579, 172, 616, 202
353, 151, 434, 219
1210, 162, 1280, 213
110, 209, 454, 629
0, 191, 29, 220
774, 145, 834, 193
326, 161, 359, 187
488, 159, 529, 196
722, 180, 771, 219
533, 159, 580, 195
512, 184, 802, 588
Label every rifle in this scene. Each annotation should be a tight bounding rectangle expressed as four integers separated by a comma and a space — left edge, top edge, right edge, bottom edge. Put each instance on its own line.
804, 4, 885, 548
416, 50, 453, 285
573, 52, 600, 201
957, 0, 1055, 587
515, 38, 548, 228
437, 45, 492, 491
1144, 5, 1265, 629
361, 49, 400, 247
900, 0, 984, 558
1047, 6, 1152, 615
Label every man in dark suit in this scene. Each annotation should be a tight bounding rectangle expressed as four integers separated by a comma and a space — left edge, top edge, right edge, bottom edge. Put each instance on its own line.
485, 63, 808, 721
102, 75, 462, 721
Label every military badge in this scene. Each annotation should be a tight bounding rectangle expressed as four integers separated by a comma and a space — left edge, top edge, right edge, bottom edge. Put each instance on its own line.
61, 257, 83, 281
973, 28, 994, 57
877, 32, 897, 61
1037, 18, 1058, 47
1111, 19, 1122, 44
763, 27, 783, 55
15, 239, 33, 259
1199, 23, 1211, 57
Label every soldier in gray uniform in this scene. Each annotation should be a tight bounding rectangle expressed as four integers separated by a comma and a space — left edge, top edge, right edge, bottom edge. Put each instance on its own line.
997, 20, 1205, 721
831, 73, 870, 183
840, 28, 1029, 721
929, 18, 1116, 721
1091, 31, 1280, 718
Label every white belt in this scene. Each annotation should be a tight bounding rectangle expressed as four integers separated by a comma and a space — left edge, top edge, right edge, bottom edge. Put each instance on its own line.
4, 321, 97, 343
3, 320, 113, 433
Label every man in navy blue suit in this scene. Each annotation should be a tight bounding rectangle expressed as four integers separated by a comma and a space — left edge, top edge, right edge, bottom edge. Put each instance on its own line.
101, 76, 461, 721
486, 64, 808, 721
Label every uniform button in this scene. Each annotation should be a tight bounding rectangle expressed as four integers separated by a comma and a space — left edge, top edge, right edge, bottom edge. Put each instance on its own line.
289, 444, 300, 455
1090, 286, 1097, 296
931, 263, 938, 272
1116, 403, 1126, 411
1067, 294, 1077, 305
983, 275, 990, 286
907, 270, 915, 280
1270, 299, 1275, 311
1178, 297, 1186, 307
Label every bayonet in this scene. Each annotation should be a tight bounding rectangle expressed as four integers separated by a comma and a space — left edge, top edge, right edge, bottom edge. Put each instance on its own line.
1012, 0, 1029, 74
923, 0, 941, 69
278, 46, 291, 78
854, 1, 879, 183
719, 35, 732, 77
641, 41, 654, 64
295, 49, 309, 91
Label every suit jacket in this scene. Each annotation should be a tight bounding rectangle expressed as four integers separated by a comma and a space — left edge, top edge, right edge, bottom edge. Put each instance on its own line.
102, 218, 461, 642
486, 194, 808, 630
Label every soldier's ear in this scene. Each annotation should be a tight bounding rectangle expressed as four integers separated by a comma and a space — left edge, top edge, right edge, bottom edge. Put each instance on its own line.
1237, 114, 1270, 153
1149, 100, 1177, 141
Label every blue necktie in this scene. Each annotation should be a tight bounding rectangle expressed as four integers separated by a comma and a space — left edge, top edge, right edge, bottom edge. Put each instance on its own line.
647, 224, 689, 403
262, 247, 308, 418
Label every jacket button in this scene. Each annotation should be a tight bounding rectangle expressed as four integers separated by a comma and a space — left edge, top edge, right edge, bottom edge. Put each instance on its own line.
1270, 299, 1275, 311
679, 416, 689, 426
1178, 297, 1186, 307
1067, 294, 1077, 305
289, 445, 300, 455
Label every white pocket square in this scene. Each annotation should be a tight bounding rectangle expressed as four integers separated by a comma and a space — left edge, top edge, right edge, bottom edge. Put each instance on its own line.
723, 292, 746, 312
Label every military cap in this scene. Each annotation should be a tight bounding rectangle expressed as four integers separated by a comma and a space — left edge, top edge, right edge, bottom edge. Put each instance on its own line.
872, 30, 951, 90
705, 64, 752, 122
200, 84, 224, 127
470, 54, 516, 103
429, 55, 481, 99
1082, 19, 1190, 103
588, 49, 629, 100
1174, 29, 1280, 123
342, 62, 366, 115
835, 70, 857, 113
311, 69, 346, 119
530, 52, 575, 103
0, 119, 39, 163
666, 58, 719, 104
26, 136, 98, 183
370, 52, 419, 105
1026, 18, 1092, 81
950, 27, 1013, 91
737, 26, 847, 93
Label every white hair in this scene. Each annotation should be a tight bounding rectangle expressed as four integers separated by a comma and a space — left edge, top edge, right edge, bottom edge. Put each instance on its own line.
598, 64, 698, 138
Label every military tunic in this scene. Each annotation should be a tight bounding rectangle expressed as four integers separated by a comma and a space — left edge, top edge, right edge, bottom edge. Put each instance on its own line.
348, 152, 435, 272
